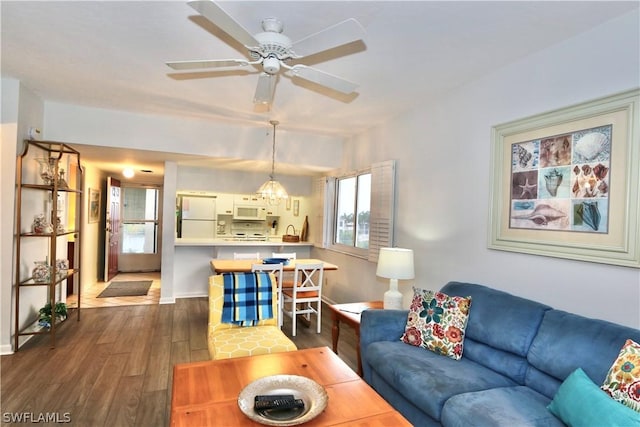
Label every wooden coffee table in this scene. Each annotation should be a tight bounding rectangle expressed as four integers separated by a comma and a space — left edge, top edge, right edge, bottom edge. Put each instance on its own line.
170, 346, 410, 426
328, 301, 384, 376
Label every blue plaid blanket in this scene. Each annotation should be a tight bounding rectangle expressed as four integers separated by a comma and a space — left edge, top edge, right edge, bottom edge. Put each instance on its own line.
221, 272, 274, 326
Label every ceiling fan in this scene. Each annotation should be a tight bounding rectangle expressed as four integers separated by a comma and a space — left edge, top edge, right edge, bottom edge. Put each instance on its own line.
166, 0, 365, 106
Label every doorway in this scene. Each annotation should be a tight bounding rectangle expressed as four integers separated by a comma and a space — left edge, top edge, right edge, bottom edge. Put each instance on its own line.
118, 185, 163, 272
72, 182, 164, 310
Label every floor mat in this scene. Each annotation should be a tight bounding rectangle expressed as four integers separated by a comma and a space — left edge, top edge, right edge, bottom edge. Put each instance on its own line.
97, 280, 153, 298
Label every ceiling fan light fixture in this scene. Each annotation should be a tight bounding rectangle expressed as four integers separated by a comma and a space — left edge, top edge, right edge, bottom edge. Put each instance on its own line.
257, 120, 288, 205
262, 56, 281, 74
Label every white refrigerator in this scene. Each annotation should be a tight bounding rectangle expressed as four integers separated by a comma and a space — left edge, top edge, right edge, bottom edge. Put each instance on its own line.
178, 196, 216, 238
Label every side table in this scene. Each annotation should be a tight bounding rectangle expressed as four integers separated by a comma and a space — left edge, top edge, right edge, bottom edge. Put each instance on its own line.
328, 301, 383, 376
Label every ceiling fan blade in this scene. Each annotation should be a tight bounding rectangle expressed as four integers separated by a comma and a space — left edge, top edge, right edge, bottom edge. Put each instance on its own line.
166, 59, 249, 70
289, 65, 357, 94
254, 73, 276, 104
292, 18, 365, 57
187, 0, 259, 47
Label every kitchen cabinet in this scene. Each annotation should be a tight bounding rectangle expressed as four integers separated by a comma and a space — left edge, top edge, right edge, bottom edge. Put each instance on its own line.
266, 204, 280, 216
13, 140, 83, 351
234, 194, 265, 206
216, 193, 234, 215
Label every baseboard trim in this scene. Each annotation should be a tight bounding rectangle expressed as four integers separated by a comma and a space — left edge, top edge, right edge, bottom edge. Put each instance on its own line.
0, 343, 14, 355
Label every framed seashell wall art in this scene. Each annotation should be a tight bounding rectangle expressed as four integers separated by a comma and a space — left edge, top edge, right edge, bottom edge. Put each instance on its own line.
489, 88, 639, 268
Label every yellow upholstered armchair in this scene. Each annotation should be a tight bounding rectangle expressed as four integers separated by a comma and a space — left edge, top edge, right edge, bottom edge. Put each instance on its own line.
208, 272, 297, 360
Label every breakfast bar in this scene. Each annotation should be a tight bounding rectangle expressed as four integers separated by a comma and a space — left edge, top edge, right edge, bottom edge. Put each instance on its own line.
172, 240, 315, 298
210, 258, 338, 274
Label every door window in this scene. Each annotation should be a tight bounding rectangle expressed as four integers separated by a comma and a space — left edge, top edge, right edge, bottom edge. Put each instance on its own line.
122, 187, 159, 254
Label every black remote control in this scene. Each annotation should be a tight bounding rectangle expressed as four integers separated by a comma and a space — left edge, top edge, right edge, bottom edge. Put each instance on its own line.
255, 394, 295, 402
254, 396, 304, 411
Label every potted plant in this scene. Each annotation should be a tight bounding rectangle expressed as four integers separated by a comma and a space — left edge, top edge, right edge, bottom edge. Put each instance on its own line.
38, 302, 68, 328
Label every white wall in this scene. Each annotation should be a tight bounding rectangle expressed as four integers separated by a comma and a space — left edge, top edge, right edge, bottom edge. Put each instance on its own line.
1, 80, 47, 353
319, 9, 640, 328
1, 78, 20, 354
43, 102, 344, 173
80, 161, 108, 287
161, 162, 177, 304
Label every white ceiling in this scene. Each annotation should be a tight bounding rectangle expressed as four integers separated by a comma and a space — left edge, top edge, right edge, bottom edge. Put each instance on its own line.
2, 1, 637, 177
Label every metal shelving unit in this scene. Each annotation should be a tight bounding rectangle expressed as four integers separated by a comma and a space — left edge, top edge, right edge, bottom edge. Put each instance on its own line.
14, 140, 83, 351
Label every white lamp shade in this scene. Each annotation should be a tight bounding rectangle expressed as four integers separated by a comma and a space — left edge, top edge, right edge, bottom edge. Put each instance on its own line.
376, 248, 415, 280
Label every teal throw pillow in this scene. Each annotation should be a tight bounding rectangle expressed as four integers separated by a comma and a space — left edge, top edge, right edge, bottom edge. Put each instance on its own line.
547, 368, 640, 426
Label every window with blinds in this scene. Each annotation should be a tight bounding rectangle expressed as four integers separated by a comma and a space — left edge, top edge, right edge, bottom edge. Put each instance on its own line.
367, 160, 396, 262
315, 160, 395, 261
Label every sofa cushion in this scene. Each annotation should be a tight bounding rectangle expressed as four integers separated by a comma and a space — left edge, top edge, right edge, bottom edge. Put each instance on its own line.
368, 371, 442, 427
601, 339, 640, 412
366, 341, 516, 421
208, 325, 297, 360
401, 287, 472, 360
441, 282, 550, 357
440, 282, 550, 383
462, 338, 530, 384
548, 368, 640, 426
527, 309, 640, 398
522, 366, 562, 401
441, 386, 564, 427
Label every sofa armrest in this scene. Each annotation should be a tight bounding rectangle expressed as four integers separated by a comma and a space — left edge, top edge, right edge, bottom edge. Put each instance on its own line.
360, 309, 408, 381
360, 309, 408, 345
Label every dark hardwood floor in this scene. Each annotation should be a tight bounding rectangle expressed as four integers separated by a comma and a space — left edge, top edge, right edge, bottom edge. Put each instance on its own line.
0, 299, 359, 426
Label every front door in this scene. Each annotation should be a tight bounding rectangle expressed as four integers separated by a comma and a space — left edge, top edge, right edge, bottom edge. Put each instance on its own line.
104, 177, 121, 282
118, 185, 162, 272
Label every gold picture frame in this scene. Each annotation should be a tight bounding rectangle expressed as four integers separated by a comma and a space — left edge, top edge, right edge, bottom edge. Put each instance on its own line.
488, 89, 639, 268
293, 199, 299, 217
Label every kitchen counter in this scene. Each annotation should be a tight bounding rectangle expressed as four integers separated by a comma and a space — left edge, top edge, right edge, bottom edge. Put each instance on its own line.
172, 239, 313, 297
175, 238, 312, 247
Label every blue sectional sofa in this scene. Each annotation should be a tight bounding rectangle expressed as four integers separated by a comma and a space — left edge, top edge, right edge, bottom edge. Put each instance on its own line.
360, 281, 640, 426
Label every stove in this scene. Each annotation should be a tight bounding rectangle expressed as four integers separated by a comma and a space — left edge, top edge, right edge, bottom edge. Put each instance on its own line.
230, 221, 268, 241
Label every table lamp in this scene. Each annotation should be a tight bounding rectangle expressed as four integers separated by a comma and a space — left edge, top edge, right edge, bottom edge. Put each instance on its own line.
376, 247, 415, 309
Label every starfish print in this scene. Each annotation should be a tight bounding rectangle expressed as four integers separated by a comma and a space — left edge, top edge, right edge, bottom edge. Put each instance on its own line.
519, 178, 537, 198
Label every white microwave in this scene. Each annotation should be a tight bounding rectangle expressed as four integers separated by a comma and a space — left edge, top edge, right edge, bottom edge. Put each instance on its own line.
233, 205, 267, 221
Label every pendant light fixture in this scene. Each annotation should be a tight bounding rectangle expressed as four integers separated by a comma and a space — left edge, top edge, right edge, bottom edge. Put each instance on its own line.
256, 120, 288, 205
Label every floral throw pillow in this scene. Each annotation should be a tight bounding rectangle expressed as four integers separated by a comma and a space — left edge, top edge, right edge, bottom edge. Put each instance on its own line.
401, 287, 472, 360
601, 339, 640, 412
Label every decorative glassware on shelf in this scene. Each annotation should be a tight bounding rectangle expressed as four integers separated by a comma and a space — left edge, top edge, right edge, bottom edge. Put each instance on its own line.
31, 214, 53, 234
35, 157, 57, 185
57, 168, 69, 189
54, 216, 65, 233
32, 261, 51, 283
56, 259, 69, 278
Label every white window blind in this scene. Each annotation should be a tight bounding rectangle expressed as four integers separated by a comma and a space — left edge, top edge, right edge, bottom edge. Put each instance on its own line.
312, 176, 332, 247
368, 160, 396, 262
